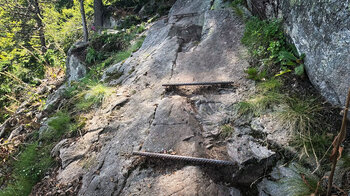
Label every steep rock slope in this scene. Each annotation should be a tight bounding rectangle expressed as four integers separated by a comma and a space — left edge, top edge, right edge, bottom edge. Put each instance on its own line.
46, 0, 283, 195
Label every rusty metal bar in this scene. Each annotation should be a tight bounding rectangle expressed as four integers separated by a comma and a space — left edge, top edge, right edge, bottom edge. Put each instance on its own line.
132, 151, 235, 166
162, 81, 234, 87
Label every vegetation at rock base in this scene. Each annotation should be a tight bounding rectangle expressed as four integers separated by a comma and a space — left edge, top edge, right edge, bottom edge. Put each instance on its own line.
0, 143, 53, 196
220, 124, 234, 138
233, 2, 345, 194
0, 0, 158, 194
235, 3, 335, 161
241, 17, 305, 79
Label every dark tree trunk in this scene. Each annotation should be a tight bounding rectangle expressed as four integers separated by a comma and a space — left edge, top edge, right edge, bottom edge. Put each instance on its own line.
79, 0, 89, 42
32, 0, 46, 53
94, 0, 103, 31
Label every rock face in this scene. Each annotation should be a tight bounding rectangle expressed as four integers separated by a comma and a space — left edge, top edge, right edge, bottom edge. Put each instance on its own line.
246, 0, 350, 106
66, 55, 87, 82
36, 0, 293, 195
82, 0, 256, 194
44, 42, 87, 111
66, 42, 88, 83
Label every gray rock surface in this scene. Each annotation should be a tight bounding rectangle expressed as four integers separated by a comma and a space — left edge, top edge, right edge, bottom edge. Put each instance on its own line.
66, 55, 87, 82
247, 0, 350, 106
257, 163, 313, 196
38, 0, 294, 195
80, 1, 256, 194
66, 41, 88, 82
43, 84, 67, 111
59, 130, 101, 169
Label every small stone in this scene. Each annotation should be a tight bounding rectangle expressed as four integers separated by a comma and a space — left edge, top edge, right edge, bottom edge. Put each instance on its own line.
206, 144, 214, 149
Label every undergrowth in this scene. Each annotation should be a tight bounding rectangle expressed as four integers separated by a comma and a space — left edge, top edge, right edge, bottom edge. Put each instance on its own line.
242, 17, 305, 80
88, 35, 146, 80
238, 13, 337, 195
0, 143, 53, 196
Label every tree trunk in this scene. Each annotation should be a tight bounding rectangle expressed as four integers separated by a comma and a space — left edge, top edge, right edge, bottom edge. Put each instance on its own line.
94, 0, 103, 31
32, 0, 46, 54
79, 0, 89, 42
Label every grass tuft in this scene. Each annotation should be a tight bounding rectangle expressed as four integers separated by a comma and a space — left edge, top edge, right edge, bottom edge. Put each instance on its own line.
236, 78, 285, 116
276, 97, 323, 133
75, 83, 113, 111
220, 124, 234, 138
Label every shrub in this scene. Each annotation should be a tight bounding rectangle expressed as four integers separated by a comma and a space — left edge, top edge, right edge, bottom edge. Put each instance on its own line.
42, 111, 72, 141
276, 97, 323, 133
118, 15, 141, 30
85, 47, 104, 64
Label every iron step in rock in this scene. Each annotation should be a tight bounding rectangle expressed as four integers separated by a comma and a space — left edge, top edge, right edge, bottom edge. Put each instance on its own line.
162, 81, 234, 87
132, 151, 235, 166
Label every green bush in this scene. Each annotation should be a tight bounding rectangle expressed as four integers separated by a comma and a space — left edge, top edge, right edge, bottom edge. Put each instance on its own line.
85, 47, 105, 64
220, 124, 234, 138
279, 163, 323, 195
242, 17, 305, 76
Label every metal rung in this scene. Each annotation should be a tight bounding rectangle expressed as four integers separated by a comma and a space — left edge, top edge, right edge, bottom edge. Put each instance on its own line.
162, 81, 234, 87
132, 151, 235, 166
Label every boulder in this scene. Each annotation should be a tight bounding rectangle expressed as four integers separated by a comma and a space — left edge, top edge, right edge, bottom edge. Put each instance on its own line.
66, 55, 87, 82
227, 135, 277, 185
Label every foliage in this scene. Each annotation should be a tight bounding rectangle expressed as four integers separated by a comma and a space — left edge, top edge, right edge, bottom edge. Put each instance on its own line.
0, 143, 53, 196
0, 0, 95, 124
242, 17, 305, 77
86, 24, 145, 69
277, 97, 331, 159
42, 111, 73, 141
118, 15, 141, 30
105, 0, 173, 17
276, 98, 323, 133
86, 47, 105, 64
229, 0, 244, 17
87, 34, 145, 79
244, 67, 266, 81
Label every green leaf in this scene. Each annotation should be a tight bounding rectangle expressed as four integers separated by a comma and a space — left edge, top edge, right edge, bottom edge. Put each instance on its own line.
294, 64, 305, 76
279, 51, 298, 61
285, 61, 297, 66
